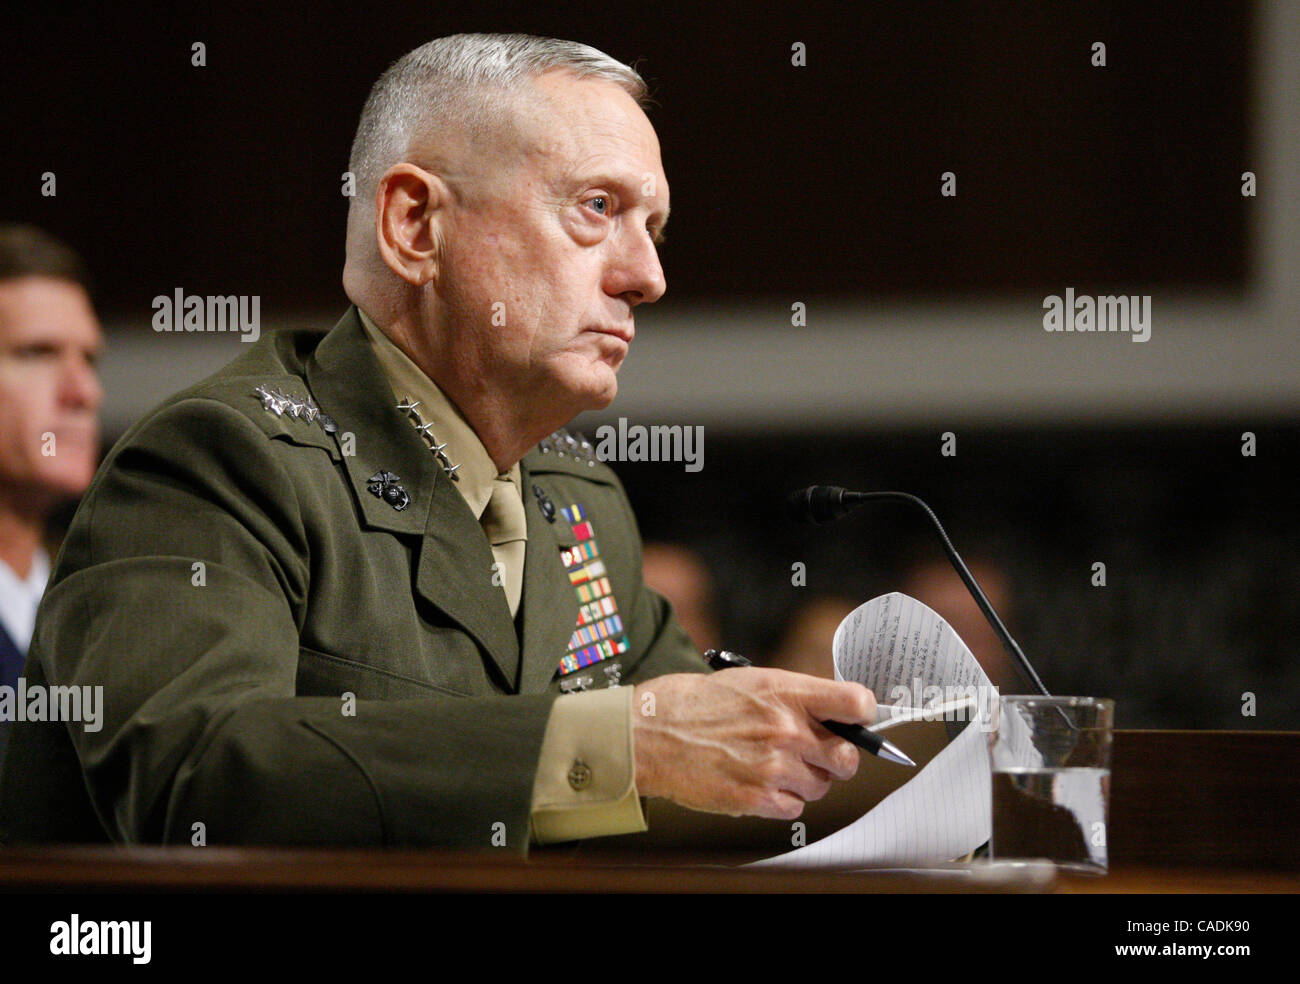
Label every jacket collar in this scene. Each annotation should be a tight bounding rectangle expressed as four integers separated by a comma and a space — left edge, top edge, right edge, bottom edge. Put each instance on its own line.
304, 307, 524, 689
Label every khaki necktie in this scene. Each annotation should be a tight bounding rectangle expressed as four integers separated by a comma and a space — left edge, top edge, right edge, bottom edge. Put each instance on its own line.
481, 475, 528, 616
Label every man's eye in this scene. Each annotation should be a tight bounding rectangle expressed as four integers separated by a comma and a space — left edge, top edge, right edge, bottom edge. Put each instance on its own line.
586, 196, 609, 215
12, 345, 58, 360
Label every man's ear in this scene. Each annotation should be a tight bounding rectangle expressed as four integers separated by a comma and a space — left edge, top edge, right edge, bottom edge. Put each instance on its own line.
374, 164, 448, 286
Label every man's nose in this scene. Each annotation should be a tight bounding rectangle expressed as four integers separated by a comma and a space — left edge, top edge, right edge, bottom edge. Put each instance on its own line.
605, 228, 667, 306
60, 354, 103, 412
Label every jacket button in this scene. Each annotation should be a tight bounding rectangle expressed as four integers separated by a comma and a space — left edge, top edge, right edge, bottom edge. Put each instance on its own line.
567, 760, 592, 791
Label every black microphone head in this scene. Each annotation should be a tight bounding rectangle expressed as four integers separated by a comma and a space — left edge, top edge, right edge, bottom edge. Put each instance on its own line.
785, 486, 852, 524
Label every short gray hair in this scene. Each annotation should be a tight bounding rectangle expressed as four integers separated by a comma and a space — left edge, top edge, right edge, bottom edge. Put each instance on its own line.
347, 34, 648, 213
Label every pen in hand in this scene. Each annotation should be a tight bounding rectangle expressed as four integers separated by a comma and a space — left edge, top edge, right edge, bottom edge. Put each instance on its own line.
703, 649, 917, 768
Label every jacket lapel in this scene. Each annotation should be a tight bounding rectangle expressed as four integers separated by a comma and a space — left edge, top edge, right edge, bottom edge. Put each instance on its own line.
517, 464, 581, 695
416, 480, 520, 690
305, 307, 521, 690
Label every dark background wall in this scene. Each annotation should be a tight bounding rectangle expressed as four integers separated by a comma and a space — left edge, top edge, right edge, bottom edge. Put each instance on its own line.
4, 1, 1294, 730
3, 2, 1250, 311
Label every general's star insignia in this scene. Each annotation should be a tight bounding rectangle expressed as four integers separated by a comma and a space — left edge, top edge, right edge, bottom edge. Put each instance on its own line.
252, 385, 337, 434
396, 395, 460, 481
537, 428, 597, 466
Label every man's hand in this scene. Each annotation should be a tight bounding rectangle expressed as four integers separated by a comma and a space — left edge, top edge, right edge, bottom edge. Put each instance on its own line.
631, 668, 876, 820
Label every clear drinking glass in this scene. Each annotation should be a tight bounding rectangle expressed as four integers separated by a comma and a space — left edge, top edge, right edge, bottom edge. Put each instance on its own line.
988, 695, 1114, 874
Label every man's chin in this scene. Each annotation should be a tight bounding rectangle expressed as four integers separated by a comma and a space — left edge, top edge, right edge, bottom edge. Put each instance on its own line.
38, 462, 98, 499
585, 379, 618, 411
562, 365, 619, 412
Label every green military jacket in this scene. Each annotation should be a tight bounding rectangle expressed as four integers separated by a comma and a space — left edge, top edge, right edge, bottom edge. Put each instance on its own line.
0, 308, 704, 849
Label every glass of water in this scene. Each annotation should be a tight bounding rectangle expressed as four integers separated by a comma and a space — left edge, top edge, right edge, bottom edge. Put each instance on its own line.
988, 695, 1114, 874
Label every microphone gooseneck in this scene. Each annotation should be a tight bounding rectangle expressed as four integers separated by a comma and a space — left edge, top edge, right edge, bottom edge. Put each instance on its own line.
785, 485, 1051, 697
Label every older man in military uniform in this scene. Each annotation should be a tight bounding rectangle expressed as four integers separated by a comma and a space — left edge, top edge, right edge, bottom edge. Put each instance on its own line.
0, 34, 874, 849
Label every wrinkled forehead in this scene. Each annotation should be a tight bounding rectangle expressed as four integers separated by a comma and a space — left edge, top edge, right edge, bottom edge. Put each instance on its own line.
527, 72, 660, 156
486, 71, 666, 189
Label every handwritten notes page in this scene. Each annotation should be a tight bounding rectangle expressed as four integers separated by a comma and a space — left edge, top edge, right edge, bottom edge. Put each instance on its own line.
752, 592, 994, 868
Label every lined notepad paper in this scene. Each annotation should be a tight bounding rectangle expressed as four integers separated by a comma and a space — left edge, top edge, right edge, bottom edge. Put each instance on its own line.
751, 592, 996, 868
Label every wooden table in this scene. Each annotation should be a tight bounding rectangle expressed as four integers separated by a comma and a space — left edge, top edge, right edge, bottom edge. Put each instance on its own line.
0, 845, 1296, 893
1, 730, 1295, 893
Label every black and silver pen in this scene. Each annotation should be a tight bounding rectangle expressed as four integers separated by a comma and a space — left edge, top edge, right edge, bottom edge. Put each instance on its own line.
703, 649, 917, 767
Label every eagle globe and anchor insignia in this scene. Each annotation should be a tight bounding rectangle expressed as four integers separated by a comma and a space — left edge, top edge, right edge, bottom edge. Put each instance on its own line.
366, 471, 410, 511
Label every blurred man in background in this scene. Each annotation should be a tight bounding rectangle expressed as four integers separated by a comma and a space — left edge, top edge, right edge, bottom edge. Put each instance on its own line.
640, 541, 722, 652
765, 594, 857, 679
900, 554, 1018, 691
0, 224, 104, 768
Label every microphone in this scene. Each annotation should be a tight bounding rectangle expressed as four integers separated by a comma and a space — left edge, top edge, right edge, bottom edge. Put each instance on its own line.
785, 485, 870, 525
785, 485, 1051, 697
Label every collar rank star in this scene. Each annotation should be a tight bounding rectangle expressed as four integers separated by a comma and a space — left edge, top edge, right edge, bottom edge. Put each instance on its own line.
396, 396, 460, 481
537, 428, 598, 467
252, 384, 337, 433
556, 502, 629, 690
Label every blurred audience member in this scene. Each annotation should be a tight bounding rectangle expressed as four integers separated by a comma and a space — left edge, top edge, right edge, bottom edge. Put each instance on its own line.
0, 224, 103, 766
900, 555, 1020, 691
764, 594, 857, 679
641, 541, 721, 653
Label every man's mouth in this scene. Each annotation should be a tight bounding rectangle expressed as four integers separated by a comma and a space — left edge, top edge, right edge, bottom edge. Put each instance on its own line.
589, 324, 634, 345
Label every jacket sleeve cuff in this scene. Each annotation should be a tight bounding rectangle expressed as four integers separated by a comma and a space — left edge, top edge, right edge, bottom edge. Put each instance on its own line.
529, 686, 646, 844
